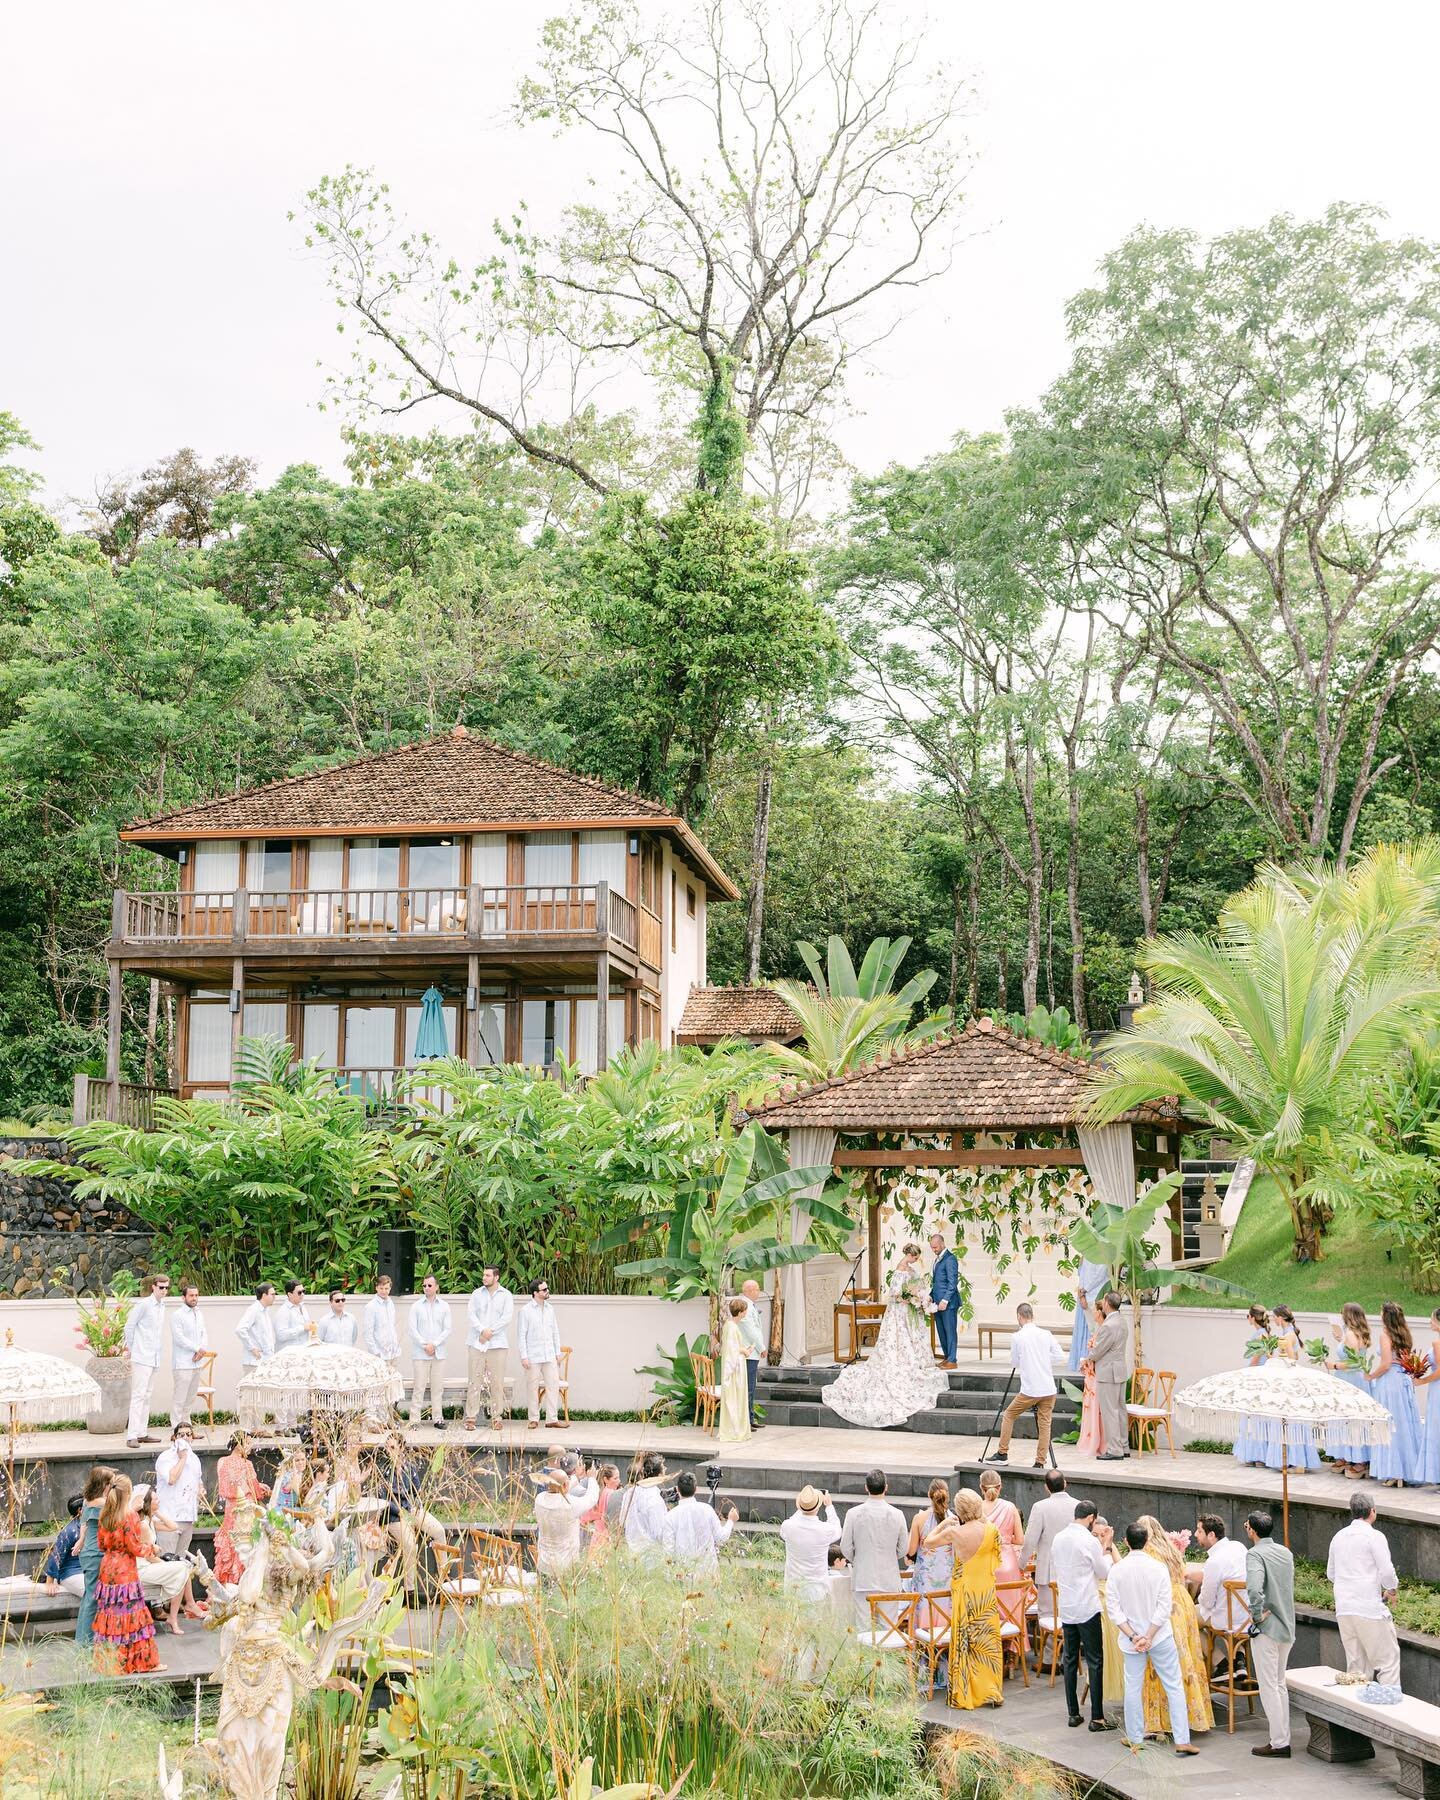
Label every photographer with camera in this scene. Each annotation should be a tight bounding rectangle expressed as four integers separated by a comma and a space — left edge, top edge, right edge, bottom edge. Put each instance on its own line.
1244, 1510, 1296, 1759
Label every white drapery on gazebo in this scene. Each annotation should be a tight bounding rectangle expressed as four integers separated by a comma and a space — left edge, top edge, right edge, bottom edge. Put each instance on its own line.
1076, 1123, 1137, 1209
782, 1126, 837, 1366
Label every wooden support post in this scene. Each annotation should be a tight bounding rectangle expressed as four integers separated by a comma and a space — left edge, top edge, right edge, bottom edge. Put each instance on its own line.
466, 953, 480, 1065
595, 950, 611, 1071
105, 961, 123, 1122
230, 956, 245, 1086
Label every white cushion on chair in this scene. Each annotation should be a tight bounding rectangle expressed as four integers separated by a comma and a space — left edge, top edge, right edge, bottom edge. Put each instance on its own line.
856, 1628, 910, 1650
440, 1578, 486, 1598
481, 1587, 530, 1607
999, 1622, 1021, 1639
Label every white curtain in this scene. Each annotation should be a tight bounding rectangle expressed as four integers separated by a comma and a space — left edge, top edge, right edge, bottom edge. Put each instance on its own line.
782, 1127, 836, 1367
1076, 1124, 1137, 1209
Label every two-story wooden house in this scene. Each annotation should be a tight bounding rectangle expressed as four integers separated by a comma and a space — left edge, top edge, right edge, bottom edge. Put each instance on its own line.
87, 728, 735, 1121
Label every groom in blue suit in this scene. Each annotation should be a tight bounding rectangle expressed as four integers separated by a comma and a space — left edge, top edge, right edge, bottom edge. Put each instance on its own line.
928, 1230, 960, 1368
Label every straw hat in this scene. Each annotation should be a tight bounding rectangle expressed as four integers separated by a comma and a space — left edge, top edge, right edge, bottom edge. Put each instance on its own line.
795, 1484, 823, 1514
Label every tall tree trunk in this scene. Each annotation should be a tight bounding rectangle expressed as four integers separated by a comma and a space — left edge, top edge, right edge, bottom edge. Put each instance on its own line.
996, 860, 1011, 1011
965, 843, 981, 1018
947, 881, 962, 1024
144, 978, 159, 1087
1066, 766, 1088, 1030
744, 758, 774, 984
1135, 785, 1156, 938
767, 1268, 785, 1366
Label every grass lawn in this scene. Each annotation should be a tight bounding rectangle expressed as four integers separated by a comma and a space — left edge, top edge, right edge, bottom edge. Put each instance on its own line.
1169, 1174, 1438, 1317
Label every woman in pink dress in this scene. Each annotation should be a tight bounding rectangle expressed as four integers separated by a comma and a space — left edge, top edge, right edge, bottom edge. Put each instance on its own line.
977, 1467, 1028, 1650
1076, 1301, 1106, 1456
213, 1432, 270, 1585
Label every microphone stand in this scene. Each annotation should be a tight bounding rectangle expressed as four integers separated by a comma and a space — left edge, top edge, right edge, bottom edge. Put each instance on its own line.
837, 1243, 867, 1364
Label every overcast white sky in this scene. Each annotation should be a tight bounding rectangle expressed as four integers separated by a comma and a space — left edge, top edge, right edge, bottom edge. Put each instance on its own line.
5, 1, 1439, 511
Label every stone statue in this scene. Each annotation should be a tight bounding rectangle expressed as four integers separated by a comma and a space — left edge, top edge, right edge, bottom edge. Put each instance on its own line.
185, 1501, 387, 1800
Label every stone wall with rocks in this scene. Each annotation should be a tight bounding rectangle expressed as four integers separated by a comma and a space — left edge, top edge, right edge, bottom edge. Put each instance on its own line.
0, 1137, 153, 1296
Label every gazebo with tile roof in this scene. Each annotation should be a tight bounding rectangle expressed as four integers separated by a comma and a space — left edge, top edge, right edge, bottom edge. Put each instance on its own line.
675, 984, 804, 1046
744, 1016, 1187, 1363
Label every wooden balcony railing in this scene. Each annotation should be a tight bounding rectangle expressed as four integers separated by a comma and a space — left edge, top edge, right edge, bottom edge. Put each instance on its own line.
72, 1073, 178, 1130
114, 882, 662, 966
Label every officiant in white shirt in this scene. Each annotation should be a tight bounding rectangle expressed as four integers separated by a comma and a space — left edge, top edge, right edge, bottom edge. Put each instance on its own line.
984, 1302, 1063, 1467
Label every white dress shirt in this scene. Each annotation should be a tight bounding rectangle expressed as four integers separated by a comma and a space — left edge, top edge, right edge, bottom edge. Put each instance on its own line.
319, 1311, 358, 1347
1196, 1536, 1250, 1630
169, 1303, 209, 1369
517, 1300, 562, 1365
362, 1295, 400, 1360
660, 1496, 734, 1570
408, 1297, 452, 1360
780, 1504, 842, 1596
1327, 1519, 1399, 1621
124, 1295, 165, 1369
1051, 1521, 1114, 1624
154, 1444, 203, 1524
466, 1285, 514, 1350
235, 1301, 276, 1365
272, 1299, 313, 1351
1010, 1322, 1064, 1397
621, 1483, 669, 1554
1105, 1550, 1174, 1646
535, 1480, 597, 1574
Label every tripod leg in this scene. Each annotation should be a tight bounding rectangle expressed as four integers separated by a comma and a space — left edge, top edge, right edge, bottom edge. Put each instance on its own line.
977, 1369, 1018, 1462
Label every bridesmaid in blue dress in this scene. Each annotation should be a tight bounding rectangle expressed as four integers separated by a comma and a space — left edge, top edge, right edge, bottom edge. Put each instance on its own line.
1415, 1308, 1440, 1487
1264, 1305, 1321, 1472
1367, 1302, 1424, 1487
1326, 1302, 1375, 1478
1066, 1258, 1109, 1373
1232, 1306, 1273, 1467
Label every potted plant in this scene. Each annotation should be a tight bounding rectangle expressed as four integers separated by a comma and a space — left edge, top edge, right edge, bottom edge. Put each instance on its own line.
75, 1273, 136, 1435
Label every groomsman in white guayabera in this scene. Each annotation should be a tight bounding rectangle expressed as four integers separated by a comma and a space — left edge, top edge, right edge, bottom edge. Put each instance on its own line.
235, 1282, 277, 1369
319, 1290, 358, 1346
518, 1278, 566, 1430
408, 1275, 452, 1428
123, 1273, 168, 1447
464, 1265, 514, 1431
362, 1273, 401, 1374
168, 1283, 209, 1429
272, 1278, 313, 1351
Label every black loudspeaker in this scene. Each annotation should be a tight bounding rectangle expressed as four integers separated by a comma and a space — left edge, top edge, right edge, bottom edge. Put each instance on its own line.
377, 1228, 417, 1296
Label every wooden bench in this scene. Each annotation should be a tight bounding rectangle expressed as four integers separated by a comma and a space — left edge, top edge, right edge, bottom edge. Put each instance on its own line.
1288, 1664, 1440, 1796
975, 1320, 1072, 1360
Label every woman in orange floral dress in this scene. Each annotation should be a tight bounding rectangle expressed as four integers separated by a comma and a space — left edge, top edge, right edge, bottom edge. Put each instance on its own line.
93, 1473, 163, 1675
214, 1432, 270, 1585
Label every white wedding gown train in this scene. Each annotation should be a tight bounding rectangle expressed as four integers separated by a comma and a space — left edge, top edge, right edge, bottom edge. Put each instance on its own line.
821, 1271, 949, 1428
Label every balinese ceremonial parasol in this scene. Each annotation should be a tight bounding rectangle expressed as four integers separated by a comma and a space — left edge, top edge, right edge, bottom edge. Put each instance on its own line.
1176, 1361, 1393, 1543
0, 1333, 102, 1528
237, 1342, 404, 1430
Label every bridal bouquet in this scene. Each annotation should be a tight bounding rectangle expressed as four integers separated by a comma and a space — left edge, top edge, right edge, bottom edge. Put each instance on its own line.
900, 1279, 937, 1321
1335, 1343, 1373, 1375
1397, 1348, 1429, 1381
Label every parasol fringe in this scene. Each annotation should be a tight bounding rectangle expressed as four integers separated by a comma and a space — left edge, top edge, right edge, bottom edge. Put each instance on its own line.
1176, 1406, 1392, 1448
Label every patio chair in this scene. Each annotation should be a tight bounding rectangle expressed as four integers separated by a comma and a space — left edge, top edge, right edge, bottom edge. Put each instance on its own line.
1125, 1366, 1154, 1451
1127, 1368, 1177, 1458
861, 1591, 920, 1694
193, 1350, 219, 1441
1029, 1578, 1063, 1685
431, 1542, 486, 1627
909, 1588, 952, 1699
1201, 1577, 1259, 1732
537, 1348, 572, 1426
996, 1578, 1035, 1686
692, 1352, 720, 1433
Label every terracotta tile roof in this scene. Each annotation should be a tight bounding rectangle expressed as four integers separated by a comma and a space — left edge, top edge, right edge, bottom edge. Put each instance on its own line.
120, 728, 737, 897
745, 1016, 1183, 1132
676, 985, 804, 1044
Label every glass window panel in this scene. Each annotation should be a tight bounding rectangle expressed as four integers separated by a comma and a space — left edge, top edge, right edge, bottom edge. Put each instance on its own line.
187, 1003, 231, 1082
307, 841, 343, 889
573, 997, 626, 1075
403, 1003, 458, 1064
348, 838, 401, 887
521, 999, 569, 1066
301, 1004, 339, 1068
193, 841, 240, 901
472, 834, 507, 886
242, 1002, 289, 1048
469, 1004, 504, 1065
524, 831, 572, 886
344, 1006, 396, 1068
253, 842, 293, 895
408, 839, 460, 889
578, 830, 627, 891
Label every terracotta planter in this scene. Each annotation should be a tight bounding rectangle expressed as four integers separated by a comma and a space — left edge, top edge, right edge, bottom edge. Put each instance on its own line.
86, 1355, 130, 1435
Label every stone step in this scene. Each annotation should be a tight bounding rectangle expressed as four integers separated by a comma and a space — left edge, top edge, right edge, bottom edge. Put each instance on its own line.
755, 1398, 1073, 1436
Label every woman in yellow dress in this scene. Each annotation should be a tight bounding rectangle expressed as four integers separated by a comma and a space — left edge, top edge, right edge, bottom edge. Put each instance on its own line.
1134, 1513, 1213, 1738
922, 1487, 1003, 1709
717, 1299, 752, 1443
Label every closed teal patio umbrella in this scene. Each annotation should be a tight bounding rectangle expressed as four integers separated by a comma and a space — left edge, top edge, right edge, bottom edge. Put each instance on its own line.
413, 986, 450, 1059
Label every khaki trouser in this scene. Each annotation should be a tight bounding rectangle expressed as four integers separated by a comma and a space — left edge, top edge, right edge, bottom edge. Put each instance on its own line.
998, 1390, 1055, 1461
409, 1357, 445, 1425
157, 1525, 194, 1559
465, 1345, 510, 1424
171, 1363, 203, 1428
527, 1358, 560, 1424
1252, 1633, 1292, 1747
1339, 1613, 1401, 1686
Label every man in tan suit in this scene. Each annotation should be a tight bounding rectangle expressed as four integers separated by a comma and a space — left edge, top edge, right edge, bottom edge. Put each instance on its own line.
1086, 1294, 1130, 1459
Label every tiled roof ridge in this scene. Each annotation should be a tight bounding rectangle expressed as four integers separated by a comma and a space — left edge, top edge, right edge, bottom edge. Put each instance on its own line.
125, 728, 671, 832
749, 1014, 1111, 1119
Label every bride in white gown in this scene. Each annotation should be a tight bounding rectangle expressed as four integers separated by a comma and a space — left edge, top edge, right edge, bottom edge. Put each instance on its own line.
823, 1243, 949, 1429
